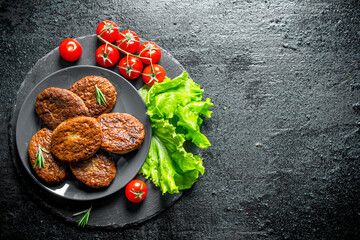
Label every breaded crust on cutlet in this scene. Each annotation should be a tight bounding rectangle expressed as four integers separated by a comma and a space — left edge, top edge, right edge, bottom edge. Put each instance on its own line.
35, 87, 88, 130
28, 128, 68, 183
97, 113, 145, 154
51, 116, 102, 163
68, 76, 117, 117
70, 150, 116, 188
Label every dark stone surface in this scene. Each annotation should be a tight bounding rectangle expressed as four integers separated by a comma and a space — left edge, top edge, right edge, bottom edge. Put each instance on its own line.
1, 0, 359, 239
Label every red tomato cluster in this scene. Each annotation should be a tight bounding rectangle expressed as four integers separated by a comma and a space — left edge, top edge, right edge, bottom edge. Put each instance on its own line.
95, 20, 166, 86
59, 20, 166, 87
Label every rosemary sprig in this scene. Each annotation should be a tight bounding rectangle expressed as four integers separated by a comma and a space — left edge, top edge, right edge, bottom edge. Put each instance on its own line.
95, 85, 106, 106
73, 206, 92, 227
33, 147, 49, 169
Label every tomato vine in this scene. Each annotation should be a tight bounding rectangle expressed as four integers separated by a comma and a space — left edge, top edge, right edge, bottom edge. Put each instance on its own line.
96, 21, 165, 86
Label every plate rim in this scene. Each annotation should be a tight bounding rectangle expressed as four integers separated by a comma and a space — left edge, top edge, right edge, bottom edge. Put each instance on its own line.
15, 65, 152, 201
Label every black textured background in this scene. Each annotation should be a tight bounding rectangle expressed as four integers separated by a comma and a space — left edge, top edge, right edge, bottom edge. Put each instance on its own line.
1, 0, 360, 239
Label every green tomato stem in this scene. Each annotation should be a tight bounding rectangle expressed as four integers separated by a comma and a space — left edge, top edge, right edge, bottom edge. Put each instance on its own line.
97, 35, 152, 62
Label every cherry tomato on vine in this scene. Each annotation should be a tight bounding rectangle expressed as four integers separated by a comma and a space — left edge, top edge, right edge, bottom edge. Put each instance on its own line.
142, 64, 166, 86
139, 41, 162, 65
118, 55, 143, 80
59, 38, 82, 62
125, 179, 147, 203
95, 44, 120, 68
96, 20, 119, 43
116, 30, 140, 54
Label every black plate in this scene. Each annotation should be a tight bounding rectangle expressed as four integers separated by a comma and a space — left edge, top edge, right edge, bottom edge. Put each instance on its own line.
15, 65, 152, 201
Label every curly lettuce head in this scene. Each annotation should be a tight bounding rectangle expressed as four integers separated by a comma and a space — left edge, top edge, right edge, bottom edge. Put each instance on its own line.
139, 72, 213, 194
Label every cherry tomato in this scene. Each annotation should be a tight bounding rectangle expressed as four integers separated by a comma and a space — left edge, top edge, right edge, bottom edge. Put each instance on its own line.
59, 38, 82, 62
96, 20, 119, 43
95, 44, 120, 68
116, 30, 140, 54
125, 179, 147, 203
139, 41, 162, 65
142, 64, 166, 86
118, 55, 144, 80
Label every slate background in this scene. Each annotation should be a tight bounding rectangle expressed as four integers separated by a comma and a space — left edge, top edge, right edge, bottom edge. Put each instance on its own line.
1, 0, 359, 239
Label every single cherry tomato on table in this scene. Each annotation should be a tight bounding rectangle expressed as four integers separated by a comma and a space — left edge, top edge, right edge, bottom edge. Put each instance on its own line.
116, 30, 140, 54
95, 44, 120, 68
118, 55, 144, 80
59, 38, 82, 62
96, 20, 119, 43
125, 179, 147, 203
139, 41, 162, 65
142, 64, 166, 87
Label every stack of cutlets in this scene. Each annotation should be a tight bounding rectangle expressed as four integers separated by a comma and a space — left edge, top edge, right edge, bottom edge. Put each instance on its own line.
28, 76, 145, 188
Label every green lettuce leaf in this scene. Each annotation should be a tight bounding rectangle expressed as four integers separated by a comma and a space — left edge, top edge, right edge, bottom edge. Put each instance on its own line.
139, 71, 212, 194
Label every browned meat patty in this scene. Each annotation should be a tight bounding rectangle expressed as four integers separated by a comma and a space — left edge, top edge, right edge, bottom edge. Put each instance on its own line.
51, 116, 102, 163
35, 87, 88, 130
28, 128, 68, 183
97, 113, 145, 154
70, 150, 116, 188
68, 76, 117, 117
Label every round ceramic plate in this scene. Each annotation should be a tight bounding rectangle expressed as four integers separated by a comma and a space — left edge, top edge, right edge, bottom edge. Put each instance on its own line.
15, 65, 152, 201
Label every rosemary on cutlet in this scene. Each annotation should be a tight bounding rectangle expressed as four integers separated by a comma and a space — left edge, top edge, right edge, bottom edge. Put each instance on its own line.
95, 85, 106, 105
33, 147, 49, 169
73, 205, 92, 227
